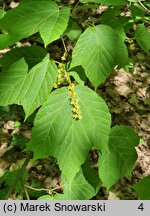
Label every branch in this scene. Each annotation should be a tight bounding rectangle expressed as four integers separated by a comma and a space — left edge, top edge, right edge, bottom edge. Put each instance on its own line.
138, 0, 150, 14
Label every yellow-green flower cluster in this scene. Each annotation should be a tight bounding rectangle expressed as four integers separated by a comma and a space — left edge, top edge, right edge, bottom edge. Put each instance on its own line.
126, 38, 136, 51
68, 83, 82, 120
54, 63, 66, 88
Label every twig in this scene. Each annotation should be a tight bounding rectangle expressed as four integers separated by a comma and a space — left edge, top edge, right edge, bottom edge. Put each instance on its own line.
25, 185, 49, 192
25, 185, 61, 194
20, 178, 30, 200
54, 60, 61, 65
61, 37, 67, 54
137, 0, 150, 14
72, 0, 80, 17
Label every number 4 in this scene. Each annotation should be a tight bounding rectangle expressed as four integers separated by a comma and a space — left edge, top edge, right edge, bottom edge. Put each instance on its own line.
138, 203, 144, 211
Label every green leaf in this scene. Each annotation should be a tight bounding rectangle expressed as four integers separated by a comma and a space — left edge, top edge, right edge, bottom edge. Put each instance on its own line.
128, 0, 146, 2
101, 6, 121, 23
102, 19, 126, 40
127, 0, 138, 2
59, 169, 97, 199
11, 133, 28, 150
0, 56, 57, 118
130, 3, 145, 19
82, 160, 101, 193
101, 7, 126, 40
98, 126, 139, 191
0, 170, 28, 200
71, 25, 128, 88
0, 34, 19, 50
132, 176, 150, 200
0, 1, 70, 48
65, 19, 82, 41
38, 195, 55, 200
27, 85, 111, 182
13, 121, 21, 128
38, 169, 96, 200
19, 56, 58, 118
79, 0, 126, 6
135, 24, 150, 53
40, 6, 70, 46
0, 45, 47, 70
0, 9, 6, 19
0, 58, 28, 106
69, 66, 87, 82
69, 72, 84, 85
